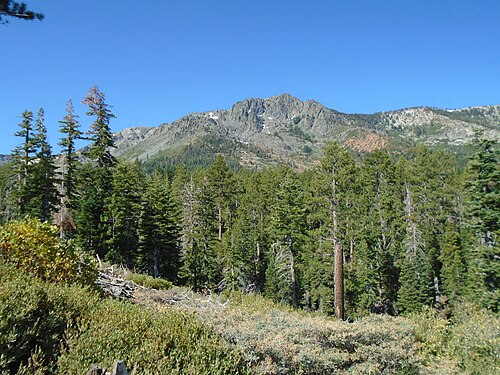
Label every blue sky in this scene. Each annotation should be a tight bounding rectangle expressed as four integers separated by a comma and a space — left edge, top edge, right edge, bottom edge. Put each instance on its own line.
1, 0, 499, 154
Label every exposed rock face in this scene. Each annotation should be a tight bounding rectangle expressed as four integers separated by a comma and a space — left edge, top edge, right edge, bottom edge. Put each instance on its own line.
0, 154, 12, 166
113, 127, 153, 157
111, 94, 499, 165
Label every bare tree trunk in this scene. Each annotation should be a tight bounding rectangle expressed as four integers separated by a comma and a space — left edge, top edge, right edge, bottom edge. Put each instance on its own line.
153, 246, 158, 278
349, 237, 355, 268
290, 250, 298, 308
218, 206, 222, 241
331, 174, 344, 320
334, 240, 344, 320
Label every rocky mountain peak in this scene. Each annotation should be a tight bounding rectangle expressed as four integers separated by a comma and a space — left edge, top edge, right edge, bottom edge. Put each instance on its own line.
263, 93, 305, 120
110, 95, 499, 167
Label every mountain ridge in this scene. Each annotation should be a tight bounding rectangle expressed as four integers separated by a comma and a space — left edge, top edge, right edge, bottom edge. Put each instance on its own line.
111, 94, 499, 167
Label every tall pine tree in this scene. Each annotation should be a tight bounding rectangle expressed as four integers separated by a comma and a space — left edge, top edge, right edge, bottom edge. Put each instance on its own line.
318, 142, 357, 319
29, 108, 59, 221
266, 172, 307, 307
107, 161, 143, 266
9, 110, 36, 218
464, 139, 499, 311
137, 173, 181, 280
58, 99, 82, 207
76, 86, 116, 258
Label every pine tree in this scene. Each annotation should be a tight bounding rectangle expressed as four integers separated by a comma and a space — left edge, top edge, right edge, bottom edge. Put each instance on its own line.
137, 173, 181, 280
0, 162, 12, 223
107, 161, 143, 266
439, 219, 466, 302
397, 182, 434, 313
318, 142, 357, 319
58, 99, 82, 207
464, 139, 499, 311
300, 168, 335, 314
9, 110, 36, 218
76, 87, 116, 257
179, 172, 219, 291
410, 146, 461, 302
208, 155, 234, 241
266, 172, 307, 307
29, 108, 59, 221
83, 86, 116, 169
0, 1, 44, 23
229, 171, 269, 293
355, 150, 400, 314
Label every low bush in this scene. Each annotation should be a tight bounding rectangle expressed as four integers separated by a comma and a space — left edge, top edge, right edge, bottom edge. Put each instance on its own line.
0, 261, 99, 374
0, 218, 97, 285
411, 302, 499, 374
0, 261, 250, 374
58, 300, 250, 374
124, 272, 173, 291
192, 292, 419, 374
447, 302, 499, 373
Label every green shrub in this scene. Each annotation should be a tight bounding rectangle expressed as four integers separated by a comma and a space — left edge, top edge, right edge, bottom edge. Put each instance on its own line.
124, 272, 173, 291
0, 261, 100, 374
0, 218, 97, 285
195, 293, 419, 374
0, 260, 250, 374
447, 302, 499, 374
58, 300, 250, 374
411, 302, 500, 374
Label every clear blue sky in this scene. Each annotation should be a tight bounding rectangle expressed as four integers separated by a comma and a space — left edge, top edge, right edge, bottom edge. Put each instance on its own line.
1, 0, 499, 154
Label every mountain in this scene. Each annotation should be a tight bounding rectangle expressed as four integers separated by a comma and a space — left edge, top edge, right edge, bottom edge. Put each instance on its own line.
0, 155, 12, 166
113, 94, 500, 168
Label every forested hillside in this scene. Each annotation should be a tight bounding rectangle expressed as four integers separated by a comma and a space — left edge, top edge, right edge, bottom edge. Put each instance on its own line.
0, 87, 500, 374
0, 87, 498, 373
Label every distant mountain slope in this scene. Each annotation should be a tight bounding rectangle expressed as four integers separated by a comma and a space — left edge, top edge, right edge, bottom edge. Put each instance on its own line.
113, 94, 499, 167
0, 155, 12, 166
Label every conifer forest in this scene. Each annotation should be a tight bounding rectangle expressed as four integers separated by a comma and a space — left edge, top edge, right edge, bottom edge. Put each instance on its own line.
1, 87, 497, 320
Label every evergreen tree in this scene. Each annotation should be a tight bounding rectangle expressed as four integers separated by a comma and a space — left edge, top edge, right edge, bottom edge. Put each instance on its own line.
410, 146, 461, 302
439, 219, 466, 302
107, 161, 143, 266
355, 150, 400, 314
397, 182, 434, 313
171, 162, 189, 207
464, 139, 499, 311
0, 162, 12, 223
0, 1, 44, 23
179, 173, 219, 291
229, 171, 269, 293
76, 87, 116, 257
27, 108, 59, 221
266, 172, 307, 307
137, 173, 181, 280
83, 86, 117, 169
301, 169, 335, 314
175, 171, 198, 286
58, 99, 82, 207
207, 155, 234, 241
464, 139, 499, 245
9, 110, 36, 218
318, 142, 357, 319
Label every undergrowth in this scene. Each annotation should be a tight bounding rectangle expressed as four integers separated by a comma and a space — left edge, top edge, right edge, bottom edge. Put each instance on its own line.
190, 292, 419, 374
0, 262, 249, 374
1, 254, 497, 374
